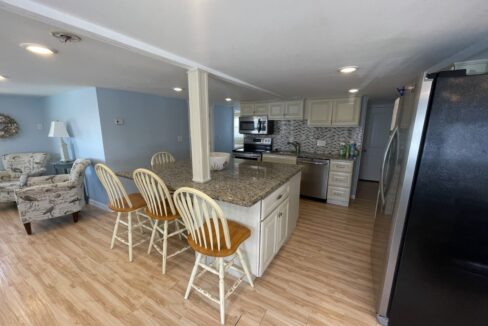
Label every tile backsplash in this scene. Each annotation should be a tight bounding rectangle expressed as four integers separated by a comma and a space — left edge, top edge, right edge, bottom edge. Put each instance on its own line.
245, 120, 363, 154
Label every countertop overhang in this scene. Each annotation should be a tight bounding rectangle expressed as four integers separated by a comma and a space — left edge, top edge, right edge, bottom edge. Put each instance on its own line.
116, 159, 302, 207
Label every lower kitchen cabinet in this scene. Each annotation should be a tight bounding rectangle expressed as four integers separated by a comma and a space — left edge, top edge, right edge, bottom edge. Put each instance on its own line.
276, 199, 289, 249
259, 198, 289, 274
215, 172, 301, 278
327, 159, 354, 206
260, 205, 278, 273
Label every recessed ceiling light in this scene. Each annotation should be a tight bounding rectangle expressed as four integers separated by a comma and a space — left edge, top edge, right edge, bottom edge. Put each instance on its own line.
225, 97, 232, 102
348, 88, 359, 94
339, 66, 359, 74
20, 43, 56, 56
173, 87, 183, 92
406, 85, 415, 90
0, 75, 7, 81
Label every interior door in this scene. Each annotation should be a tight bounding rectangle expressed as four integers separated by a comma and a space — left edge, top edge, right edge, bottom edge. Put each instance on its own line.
359, 105, 394, 181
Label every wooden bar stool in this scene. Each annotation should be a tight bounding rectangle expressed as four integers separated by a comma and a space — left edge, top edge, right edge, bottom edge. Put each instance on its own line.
95, 163, 152, 262
150, 151, 175, 169
133, 168, 189, 274
173, 187, 254, 325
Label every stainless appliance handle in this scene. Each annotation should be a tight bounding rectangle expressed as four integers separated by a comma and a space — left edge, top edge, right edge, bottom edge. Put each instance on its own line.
380, 126, 398, 205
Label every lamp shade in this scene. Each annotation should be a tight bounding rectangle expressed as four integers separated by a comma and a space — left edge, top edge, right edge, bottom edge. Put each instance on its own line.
48, 121, 70, 138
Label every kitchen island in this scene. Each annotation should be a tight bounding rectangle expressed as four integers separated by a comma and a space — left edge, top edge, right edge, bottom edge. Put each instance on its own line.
117, 159, 302, 277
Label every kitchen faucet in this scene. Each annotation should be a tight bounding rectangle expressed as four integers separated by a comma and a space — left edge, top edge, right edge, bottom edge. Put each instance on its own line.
287, 141, 301, 156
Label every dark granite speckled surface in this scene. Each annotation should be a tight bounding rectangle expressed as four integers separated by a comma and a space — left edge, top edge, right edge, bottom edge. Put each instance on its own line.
116, 159, 302, 207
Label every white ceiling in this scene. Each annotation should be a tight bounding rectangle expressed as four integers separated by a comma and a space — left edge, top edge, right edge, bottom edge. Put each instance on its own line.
0, 9, 270, 103
1, 0, 488, 101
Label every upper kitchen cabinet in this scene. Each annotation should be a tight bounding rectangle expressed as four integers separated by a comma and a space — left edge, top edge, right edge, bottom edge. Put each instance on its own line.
306, 99, 334, 126
254, 103, 269, 115
240, 102, 269, 116
240, 103, 255, 116
268, 102, 285, 119
285, 100, 304, 120
307, 97, 361, 127
332, 98, 361, 126
268, 100, 304, 120
242, 100, 304, 120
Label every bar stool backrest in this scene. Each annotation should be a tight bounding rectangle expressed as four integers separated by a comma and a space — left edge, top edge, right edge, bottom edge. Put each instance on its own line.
151, 152, 175, 169
133, 168, 175, 217
95, 163, 132, 209
173, 187, 231, 251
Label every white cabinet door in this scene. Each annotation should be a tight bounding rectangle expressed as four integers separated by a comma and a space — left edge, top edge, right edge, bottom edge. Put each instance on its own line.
275, 200, 289, 250
259, 209, 277, 273
268, 102, 285, 120
307, 99, 334, 126
285, 101, 304, 120
254, 103, 269, 115
240, 103, 255, 116
332, 98, 361, 126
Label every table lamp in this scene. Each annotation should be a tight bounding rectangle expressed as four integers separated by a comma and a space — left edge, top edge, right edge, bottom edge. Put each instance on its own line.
48, 121, 70, 162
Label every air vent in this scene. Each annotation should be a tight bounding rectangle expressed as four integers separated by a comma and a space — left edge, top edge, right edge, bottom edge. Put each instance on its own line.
51, 31, 82, 43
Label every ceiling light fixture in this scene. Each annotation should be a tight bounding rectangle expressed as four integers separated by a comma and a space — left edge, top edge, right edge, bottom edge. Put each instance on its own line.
20, 43, 56, 56
0, 75, 7, 81
339, 66, 359, 74
173, 87, 183, 92
348, 88, 359, 94
225, 97, 232, 102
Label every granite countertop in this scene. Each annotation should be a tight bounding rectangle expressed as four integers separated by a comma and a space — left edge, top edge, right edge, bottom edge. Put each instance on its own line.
264, 151, 357, 161
116, 159, 302, 207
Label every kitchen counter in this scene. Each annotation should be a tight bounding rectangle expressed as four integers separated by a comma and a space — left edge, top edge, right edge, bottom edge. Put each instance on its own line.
117, 158, 302, 277
116, 159, 302, 207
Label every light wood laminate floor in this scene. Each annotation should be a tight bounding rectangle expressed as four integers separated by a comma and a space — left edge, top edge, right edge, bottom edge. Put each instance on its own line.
0, 182, 379, 325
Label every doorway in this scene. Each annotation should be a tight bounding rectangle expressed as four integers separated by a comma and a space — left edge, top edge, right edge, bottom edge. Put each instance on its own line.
359, 103, 394, 181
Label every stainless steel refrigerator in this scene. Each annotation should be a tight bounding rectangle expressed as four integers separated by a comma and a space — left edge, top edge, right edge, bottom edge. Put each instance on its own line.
371, 70, 488, 325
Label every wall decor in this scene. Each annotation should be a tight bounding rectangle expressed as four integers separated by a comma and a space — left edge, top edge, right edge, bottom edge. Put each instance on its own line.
0, 114, 20, 138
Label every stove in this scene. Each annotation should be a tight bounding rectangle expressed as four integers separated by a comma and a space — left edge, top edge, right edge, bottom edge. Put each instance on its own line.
232, 138, 272, 161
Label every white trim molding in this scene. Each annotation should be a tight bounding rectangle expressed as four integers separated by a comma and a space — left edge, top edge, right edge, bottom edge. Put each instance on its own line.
88, 199, 109, 211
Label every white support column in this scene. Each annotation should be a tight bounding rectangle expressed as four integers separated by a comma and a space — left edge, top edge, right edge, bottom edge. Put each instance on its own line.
187, 68, 211, 183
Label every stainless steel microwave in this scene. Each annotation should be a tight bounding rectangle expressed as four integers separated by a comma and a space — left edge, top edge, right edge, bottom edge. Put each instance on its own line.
239, 116, 274, 135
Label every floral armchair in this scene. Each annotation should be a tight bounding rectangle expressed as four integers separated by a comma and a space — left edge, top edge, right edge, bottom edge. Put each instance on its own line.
0, 152, 49, 203
15, 159, 91, 235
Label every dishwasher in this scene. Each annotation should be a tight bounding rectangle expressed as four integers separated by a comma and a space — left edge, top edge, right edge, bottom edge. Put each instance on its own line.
297, 158, 330, 200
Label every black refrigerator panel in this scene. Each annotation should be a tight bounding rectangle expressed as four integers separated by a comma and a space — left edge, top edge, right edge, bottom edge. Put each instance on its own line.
389, 74, 488, 326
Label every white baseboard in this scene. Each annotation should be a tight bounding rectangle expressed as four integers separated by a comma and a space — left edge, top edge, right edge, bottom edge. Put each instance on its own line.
88, 199, 109, 211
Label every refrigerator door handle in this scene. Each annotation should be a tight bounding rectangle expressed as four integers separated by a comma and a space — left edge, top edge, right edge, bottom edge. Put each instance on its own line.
380, 126, 398, 205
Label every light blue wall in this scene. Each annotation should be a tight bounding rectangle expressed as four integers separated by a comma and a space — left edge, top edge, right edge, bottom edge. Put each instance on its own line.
96, 88, 190, 170
212, 104, 234, 153
96, 88, 190, 195
0, 95, 53, 169
43, 88, 107, 204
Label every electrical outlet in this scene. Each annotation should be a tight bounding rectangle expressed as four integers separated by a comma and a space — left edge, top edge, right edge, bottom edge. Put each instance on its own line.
317, 140, 326, 147
177, 136, 183, 143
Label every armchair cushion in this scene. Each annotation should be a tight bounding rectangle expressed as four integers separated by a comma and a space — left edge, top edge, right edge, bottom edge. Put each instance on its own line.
15, 159, 91, 224
0, 180, 21, 203
1, 152, 49, 178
